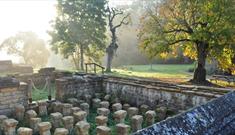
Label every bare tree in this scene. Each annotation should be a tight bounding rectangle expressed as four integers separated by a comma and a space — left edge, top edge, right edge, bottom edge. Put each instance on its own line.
106, 7, 130, 72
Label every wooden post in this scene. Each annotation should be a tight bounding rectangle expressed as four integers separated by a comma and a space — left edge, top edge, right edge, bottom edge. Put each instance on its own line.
47, 76, 51, 101
28, 79, 33, 103
85, 64, 88, 73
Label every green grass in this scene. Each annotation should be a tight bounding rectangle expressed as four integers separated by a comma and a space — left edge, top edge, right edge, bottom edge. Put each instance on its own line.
109, 64, 194, 79
32, 83, 56, 101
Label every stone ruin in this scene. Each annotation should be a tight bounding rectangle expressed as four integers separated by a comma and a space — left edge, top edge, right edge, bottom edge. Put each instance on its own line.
0, 72, 235, 135
0, 60, 33, 74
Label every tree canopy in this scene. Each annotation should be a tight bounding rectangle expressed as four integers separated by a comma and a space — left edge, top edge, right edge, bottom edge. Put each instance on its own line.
48, 0, 107, 70
139, 0, 235, 83
0, 31, 50, 68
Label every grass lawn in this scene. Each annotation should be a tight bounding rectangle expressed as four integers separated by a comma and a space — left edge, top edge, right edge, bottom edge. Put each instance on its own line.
32, 83, 56, 101
109, 64, 194, 82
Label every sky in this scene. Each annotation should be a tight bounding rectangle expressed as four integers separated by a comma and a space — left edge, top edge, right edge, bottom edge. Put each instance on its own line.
0, 0, 133, 62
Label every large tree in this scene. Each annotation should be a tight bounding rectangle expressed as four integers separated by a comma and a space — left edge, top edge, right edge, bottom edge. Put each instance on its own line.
139, 0, 235, 84
0, 31, 50, 68
49, 0, 107, 70
106, 7, 130, 72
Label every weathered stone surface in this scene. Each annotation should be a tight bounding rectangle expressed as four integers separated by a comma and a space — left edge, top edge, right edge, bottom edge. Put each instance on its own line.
62, 103, 73, 116
104, 95, 111, 101
113, 110, 127, 123
128, 107, 139, 118
155, 106, 167, 121
97, 108, 110, 117
123, 104, 130, 111
75, 121, 90, 135
29, 117, 41, 134
17, 127, 33, 135
95, 116, 108, 126
73, 111, 87, 123
52, 102, 63, 113
15, 104, 25, 121
50, 112, 63, 130
140, 105, 149, 114
62, 116, 74, 132
83, 94, 92, 105
3, 119, 18, 135
80, 103, 89, 115
67, 98, 79, 106
96, 126, 111, 135
70, 107, 81, 115
0, 115, 8, 131
25, 110, 37, 126
131, 115, 143, 132
116, 123, 130, 135
112, 103, 122, 112
99, 101, 109, 109
92, 98, 101, 109
54, 128, 69, 135
134, 92, 235, 135
145, 110, 156, 126
38, 122, 51, 135
37, 101, 48, 116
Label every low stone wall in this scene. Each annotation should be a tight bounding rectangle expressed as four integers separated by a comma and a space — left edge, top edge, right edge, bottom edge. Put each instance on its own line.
134, 91, 235, 135
0, 78, 28, 116
103, 76, 231, 111
55, 75, 232, 113
55, 75, 103, 101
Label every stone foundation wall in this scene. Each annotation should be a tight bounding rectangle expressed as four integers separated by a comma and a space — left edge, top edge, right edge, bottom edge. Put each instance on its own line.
55, 75, 103, 101
55, 75, 232, 112
0, 78, 28, 116
103, 76, 231, 111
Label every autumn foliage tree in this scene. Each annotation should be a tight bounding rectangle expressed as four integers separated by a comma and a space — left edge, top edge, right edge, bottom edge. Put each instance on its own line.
139, 0, 235, 84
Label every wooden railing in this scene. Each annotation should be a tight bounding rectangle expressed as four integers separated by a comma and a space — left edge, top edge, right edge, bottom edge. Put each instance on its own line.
85, 63, 105, 74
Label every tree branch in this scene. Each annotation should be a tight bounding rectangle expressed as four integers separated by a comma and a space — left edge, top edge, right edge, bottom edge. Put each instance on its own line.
113, 13, 130, 29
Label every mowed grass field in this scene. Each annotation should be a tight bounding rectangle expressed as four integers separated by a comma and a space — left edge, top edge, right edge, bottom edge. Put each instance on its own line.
110, 64, 194, 82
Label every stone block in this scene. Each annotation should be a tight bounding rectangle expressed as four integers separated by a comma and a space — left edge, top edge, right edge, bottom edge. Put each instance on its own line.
116, 123, 130, 135
140, 104, 149, 114
113, 110, 127, 123
75, 121, 90, 135
15, 104, 25, 121
104, 95, 111, 101
25, 110, 37, 126
52, 102, 63, 113
38, 122, 51, 135
99, 101, 109, 109
17, 127, 33, 135
80, 103, 89, 115
145, 110, 156, 126
73, 111, 87, 123
128, 107, 139, 118
97, 108, 110, 117
3, 119, 18, 135
112, 103, 122, 112
123, 104, 130, 111
37, 101, 48, 116
54, 128, 69, 135
70, 107, 81, 115
62, 116, 74, 132
29, 117, 41, 134
50, 112, 63, 130
131, 115, 143, 132
62, 104, 73, 116
95, 116, 108, 126
0, 115, 8, 131
156, 107, 167, 121
92, 98, 101, 109
96, 126, 111, 135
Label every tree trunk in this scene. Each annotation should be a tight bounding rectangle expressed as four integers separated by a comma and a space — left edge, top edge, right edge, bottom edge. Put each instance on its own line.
192, 41, 208, 83
106, 51, 113, 72
80, 44, 84, 71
